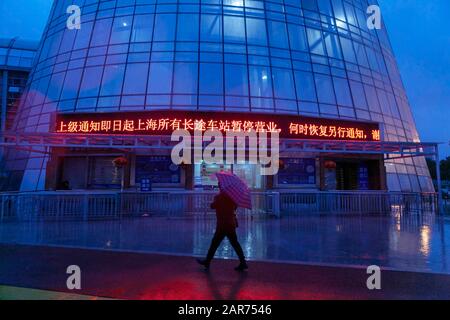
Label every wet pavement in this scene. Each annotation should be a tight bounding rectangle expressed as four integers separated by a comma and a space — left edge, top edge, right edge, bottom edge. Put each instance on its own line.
2, 244, 450, 300
0, 213, 449, 274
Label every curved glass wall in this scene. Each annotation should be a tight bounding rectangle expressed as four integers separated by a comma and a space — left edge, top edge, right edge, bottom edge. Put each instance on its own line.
6, 0, 433, 192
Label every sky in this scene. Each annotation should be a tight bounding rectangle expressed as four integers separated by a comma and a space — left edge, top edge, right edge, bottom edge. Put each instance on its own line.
378, 0, 450, 158
0, 0, 448, 158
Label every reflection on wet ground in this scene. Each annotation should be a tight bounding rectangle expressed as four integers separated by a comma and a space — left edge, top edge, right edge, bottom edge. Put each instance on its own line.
0, 213, 448, 274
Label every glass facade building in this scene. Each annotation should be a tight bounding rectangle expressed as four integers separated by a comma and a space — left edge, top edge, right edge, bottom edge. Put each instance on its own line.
0, 38, 38, 190
3, 0, 433, 192
0, 38, 38, 133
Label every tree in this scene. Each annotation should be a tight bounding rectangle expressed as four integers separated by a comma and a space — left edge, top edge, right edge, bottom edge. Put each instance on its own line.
426, 157, 450, 181
426, 158, 437, 180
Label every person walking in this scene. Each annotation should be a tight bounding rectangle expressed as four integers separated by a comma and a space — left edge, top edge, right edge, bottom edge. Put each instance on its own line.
197, 185, 248, 271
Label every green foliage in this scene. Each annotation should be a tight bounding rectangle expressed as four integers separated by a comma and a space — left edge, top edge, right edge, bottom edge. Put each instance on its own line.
427, 157, 450, 181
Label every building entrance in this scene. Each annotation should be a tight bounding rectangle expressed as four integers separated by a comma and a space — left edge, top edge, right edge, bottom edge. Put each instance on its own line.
193, 162, 263, 190
323, 158, 384, 191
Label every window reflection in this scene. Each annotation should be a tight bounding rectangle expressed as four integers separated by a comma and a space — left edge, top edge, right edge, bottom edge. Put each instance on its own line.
249, 66, 272, 98
110, 16, 133, 44
131, 14, 154, 42
91, 18, 113, 47
123, 63, 149, 95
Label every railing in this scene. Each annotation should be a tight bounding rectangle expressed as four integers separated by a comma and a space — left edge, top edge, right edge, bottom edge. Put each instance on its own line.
0, 190, 439, 222
279, 191, 438, 215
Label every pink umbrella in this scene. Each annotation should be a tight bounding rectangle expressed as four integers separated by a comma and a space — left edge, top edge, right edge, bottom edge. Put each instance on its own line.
215, 171, 252, 209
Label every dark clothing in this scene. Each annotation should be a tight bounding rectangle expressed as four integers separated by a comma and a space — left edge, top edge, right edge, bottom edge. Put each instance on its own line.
206, 230, 246, 264
205, 192, 246, 264
210, 192, 238, 232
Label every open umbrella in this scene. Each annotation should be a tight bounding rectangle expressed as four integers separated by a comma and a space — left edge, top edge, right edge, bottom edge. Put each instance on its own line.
215, 171, 252, 209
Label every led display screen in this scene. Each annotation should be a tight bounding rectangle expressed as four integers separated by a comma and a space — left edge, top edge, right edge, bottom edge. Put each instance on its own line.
55, 110, 381, 141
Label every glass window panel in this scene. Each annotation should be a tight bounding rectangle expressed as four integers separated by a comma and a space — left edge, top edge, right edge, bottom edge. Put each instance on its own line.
226, 96, 249, 108
131, 14, 154, 42
148, 62, 173, 94
246, 18, 267, 46
340, 37, 356, 63
225, 64, 248, 96
272, 68, 296, 99
251, 97, 273, 110
91, 18, 113, 47
249, 66, 273, 97
117, 0, 135, 7
409, 174, 420, 192
317, 0, 333, 15
123, 63, 149, 95
199, 95, 223, 107
302, 0, 318, 11
299, 101, 319, 114
344, 2, 357, 26
100, 64, 125, 96
376, 52, 388, 75
224, 15, 245, 43
353, 42, 369, 68
110, 16, 133, 44
349, 80, 367, 109
294, 71, 317, 101
26, 78, 39, 106
45, 72, 65, 103
59, 29, 77, 54
224, 0, 243, 6
307, 28, 325, 56
201, 14, 222, 42
79, 66, 103, 98
324, 32, 342, 59
314, 74, 336, 104
98, 96, 120, 108
366, 47, 380, 72
364, 84, 381, 112
320, 103, 338, 115
387, 93, 401, 118
288, 24, 308, 52
60, 68, 83, 100
268, 21, 289, 49
275, 99, 297, 112
154, 14, 176, 41
339, 106, 355, 117
331, 0, 346, 21
38, 37, 52, 62
173, 62, 198, 94
387, 173, 401, 191
73, 21, 94, 49
333, 77, 352, 107
48, 31, 63, 58
177, 14, 199, 41
199, 63, 223, 95
398, 174, 412, 191
376, 88, 392, 116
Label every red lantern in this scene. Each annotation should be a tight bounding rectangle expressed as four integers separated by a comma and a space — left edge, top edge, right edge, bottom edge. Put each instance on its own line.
324, 160, 336, 169
112, 156, 128, 168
